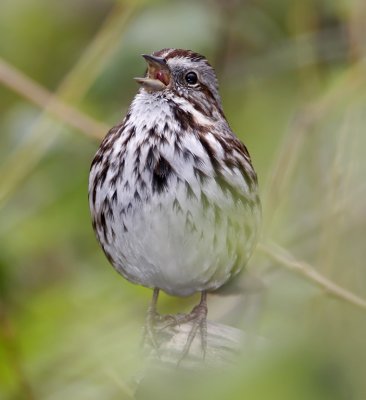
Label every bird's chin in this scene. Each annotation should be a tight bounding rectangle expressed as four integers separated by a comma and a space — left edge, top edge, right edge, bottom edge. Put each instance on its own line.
134, 77, 168, 92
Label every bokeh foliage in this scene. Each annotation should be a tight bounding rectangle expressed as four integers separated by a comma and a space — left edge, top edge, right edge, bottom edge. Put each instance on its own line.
1, 0, 366, 399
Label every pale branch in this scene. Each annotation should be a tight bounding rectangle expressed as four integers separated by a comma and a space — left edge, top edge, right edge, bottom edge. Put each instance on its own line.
258, 241, 366, 311
0, 58, 108, 139
142, 320, 265, 369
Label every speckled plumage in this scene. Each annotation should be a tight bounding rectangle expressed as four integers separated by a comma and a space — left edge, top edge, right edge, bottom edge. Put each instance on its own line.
89, 48, 260, 297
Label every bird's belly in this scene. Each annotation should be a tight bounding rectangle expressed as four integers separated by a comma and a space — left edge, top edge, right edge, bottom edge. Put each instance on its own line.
99, 189, 255, 297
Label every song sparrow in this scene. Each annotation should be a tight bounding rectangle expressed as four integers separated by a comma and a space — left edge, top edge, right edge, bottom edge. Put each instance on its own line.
89, 48, 260, 360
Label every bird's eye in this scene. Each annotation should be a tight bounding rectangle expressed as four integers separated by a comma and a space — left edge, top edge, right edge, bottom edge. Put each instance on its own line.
185, 71, 198, 85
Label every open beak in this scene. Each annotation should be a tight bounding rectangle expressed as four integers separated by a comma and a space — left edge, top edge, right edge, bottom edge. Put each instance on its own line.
134, 54, 170, 91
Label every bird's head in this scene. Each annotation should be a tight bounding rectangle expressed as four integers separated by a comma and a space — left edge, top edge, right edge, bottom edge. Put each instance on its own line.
134, 48, 223, 117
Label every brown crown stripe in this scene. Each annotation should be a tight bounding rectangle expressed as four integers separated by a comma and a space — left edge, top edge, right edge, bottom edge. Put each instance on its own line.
165, 49, 206, 62
153, 48, 208, 64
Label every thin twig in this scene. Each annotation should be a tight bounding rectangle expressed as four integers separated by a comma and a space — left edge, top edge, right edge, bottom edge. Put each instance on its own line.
258, 241, 366, 311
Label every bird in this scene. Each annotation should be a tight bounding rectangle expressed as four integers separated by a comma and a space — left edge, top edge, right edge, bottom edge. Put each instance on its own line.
88, 48, 260, 360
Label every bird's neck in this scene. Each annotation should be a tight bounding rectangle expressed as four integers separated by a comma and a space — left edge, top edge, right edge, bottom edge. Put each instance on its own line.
130, 90, 225, 139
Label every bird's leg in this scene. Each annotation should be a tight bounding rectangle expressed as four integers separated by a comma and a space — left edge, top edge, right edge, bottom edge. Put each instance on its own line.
179, 291, 208, 364
143, 288, 160, 351
160, 291, 208, 363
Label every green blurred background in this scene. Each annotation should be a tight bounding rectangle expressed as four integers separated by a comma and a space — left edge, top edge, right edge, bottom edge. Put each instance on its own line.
1, 0, 366, 399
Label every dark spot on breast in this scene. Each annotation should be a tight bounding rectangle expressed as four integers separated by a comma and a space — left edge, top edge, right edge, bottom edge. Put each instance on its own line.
146, 146, 156, 169
134, 190, 141, 202
152, 155, 173, 194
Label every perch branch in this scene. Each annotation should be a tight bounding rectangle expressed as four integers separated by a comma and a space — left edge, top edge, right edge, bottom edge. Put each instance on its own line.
143, 319, 265, 369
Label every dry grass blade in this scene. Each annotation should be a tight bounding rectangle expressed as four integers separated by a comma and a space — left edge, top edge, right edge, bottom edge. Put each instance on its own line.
0, 1, 140, 207
263, 61, 366, 227
56, 0, 141, 101
0, 58, 108, 139
258, 241, 366, 311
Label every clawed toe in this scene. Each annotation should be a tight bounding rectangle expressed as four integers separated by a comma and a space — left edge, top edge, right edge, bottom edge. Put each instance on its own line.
177, 294, 208, 364
158, 293, 208, 364
142, 290, 208, 365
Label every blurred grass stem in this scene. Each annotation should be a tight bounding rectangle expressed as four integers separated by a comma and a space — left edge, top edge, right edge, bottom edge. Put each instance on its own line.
0, 58, 108, 139
0, 0, 141, 207
258, 242, 366, 311
263, 60, 366, 229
